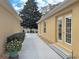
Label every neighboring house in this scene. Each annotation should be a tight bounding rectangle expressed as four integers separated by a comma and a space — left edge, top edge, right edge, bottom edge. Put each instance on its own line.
0, 0, 22, 58
41, 4, 53, 15
41, 3, 61, 15
37, 0, 79, 59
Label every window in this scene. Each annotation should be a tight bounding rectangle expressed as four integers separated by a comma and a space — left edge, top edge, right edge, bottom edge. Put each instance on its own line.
40, 25, 41, 34
40, 24, 41, 34
43, 21, 46, 33
57, 17, 62, 40
65, 15, 72, 44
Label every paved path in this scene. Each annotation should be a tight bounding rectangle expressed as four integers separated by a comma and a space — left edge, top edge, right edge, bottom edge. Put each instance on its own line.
19, 33, 62, 59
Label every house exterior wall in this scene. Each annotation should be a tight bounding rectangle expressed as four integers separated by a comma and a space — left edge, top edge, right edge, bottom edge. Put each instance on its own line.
38, 1, 79, 59
72, 2, 79, 59
38, 18, 52, 43
55, 12, 72, 52
0, 5, 22, 57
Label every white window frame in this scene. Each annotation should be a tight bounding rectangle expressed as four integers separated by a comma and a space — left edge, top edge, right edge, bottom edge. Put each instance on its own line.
57, 17, 62, 41
64, 14, 72, 45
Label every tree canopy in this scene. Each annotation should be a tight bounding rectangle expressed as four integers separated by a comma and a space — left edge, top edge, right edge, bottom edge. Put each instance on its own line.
20, 0, 41, 29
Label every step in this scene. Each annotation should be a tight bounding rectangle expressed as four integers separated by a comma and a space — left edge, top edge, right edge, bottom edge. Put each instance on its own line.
49, 44, 72, 59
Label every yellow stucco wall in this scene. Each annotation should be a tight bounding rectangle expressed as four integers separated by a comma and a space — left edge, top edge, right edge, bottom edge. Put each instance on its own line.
0, 6, 22, 55
38, 1, 79, 59
72, 2, 79, 59
50, 16, 56, 43
38, 18, 52, 43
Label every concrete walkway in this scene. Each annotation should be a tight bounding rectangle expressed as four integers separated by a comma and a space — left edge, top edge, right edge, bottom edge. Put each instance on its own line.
19, 33, 62, 59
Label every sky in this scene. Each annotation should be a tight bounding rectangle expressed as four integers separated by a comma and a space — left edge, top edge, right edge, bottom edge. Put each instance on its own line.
9, 0, 64, 12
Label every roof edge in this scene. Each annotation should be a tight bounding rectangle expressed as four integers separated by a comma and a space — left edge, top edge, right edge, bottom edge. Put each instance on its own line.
0, 0, 22, 21
37, 0, 78, 24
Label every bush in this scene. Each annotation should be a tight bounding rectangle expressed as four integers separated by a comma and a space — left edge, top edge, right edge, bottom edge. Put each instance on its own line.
5, 32, 25, 57
6, 32, 25, 43
6, 40, 22, 52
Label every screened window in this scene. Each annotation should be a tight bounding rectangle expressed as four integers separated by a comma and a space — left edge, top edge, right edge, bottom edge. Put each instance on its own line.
65, 16, 72, 44
57, 17, 62, 40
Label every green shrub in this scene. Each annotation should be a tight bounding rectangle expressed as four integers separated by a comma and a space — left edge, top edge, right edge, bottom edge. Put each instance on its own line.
6, 39, 22, 52
5, 32, 25, 57
6, 32, 25, 43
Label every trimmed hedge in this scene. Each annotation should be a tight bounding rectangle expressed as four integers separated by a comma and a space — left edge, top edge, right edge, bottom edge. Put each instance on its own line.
6, 32, 25, 43
5, 32, 25, 55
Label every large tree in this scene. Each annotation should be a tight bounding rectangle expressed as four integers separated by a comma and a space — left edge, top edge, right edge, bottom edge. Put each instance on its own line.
20, 0, 41, 29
